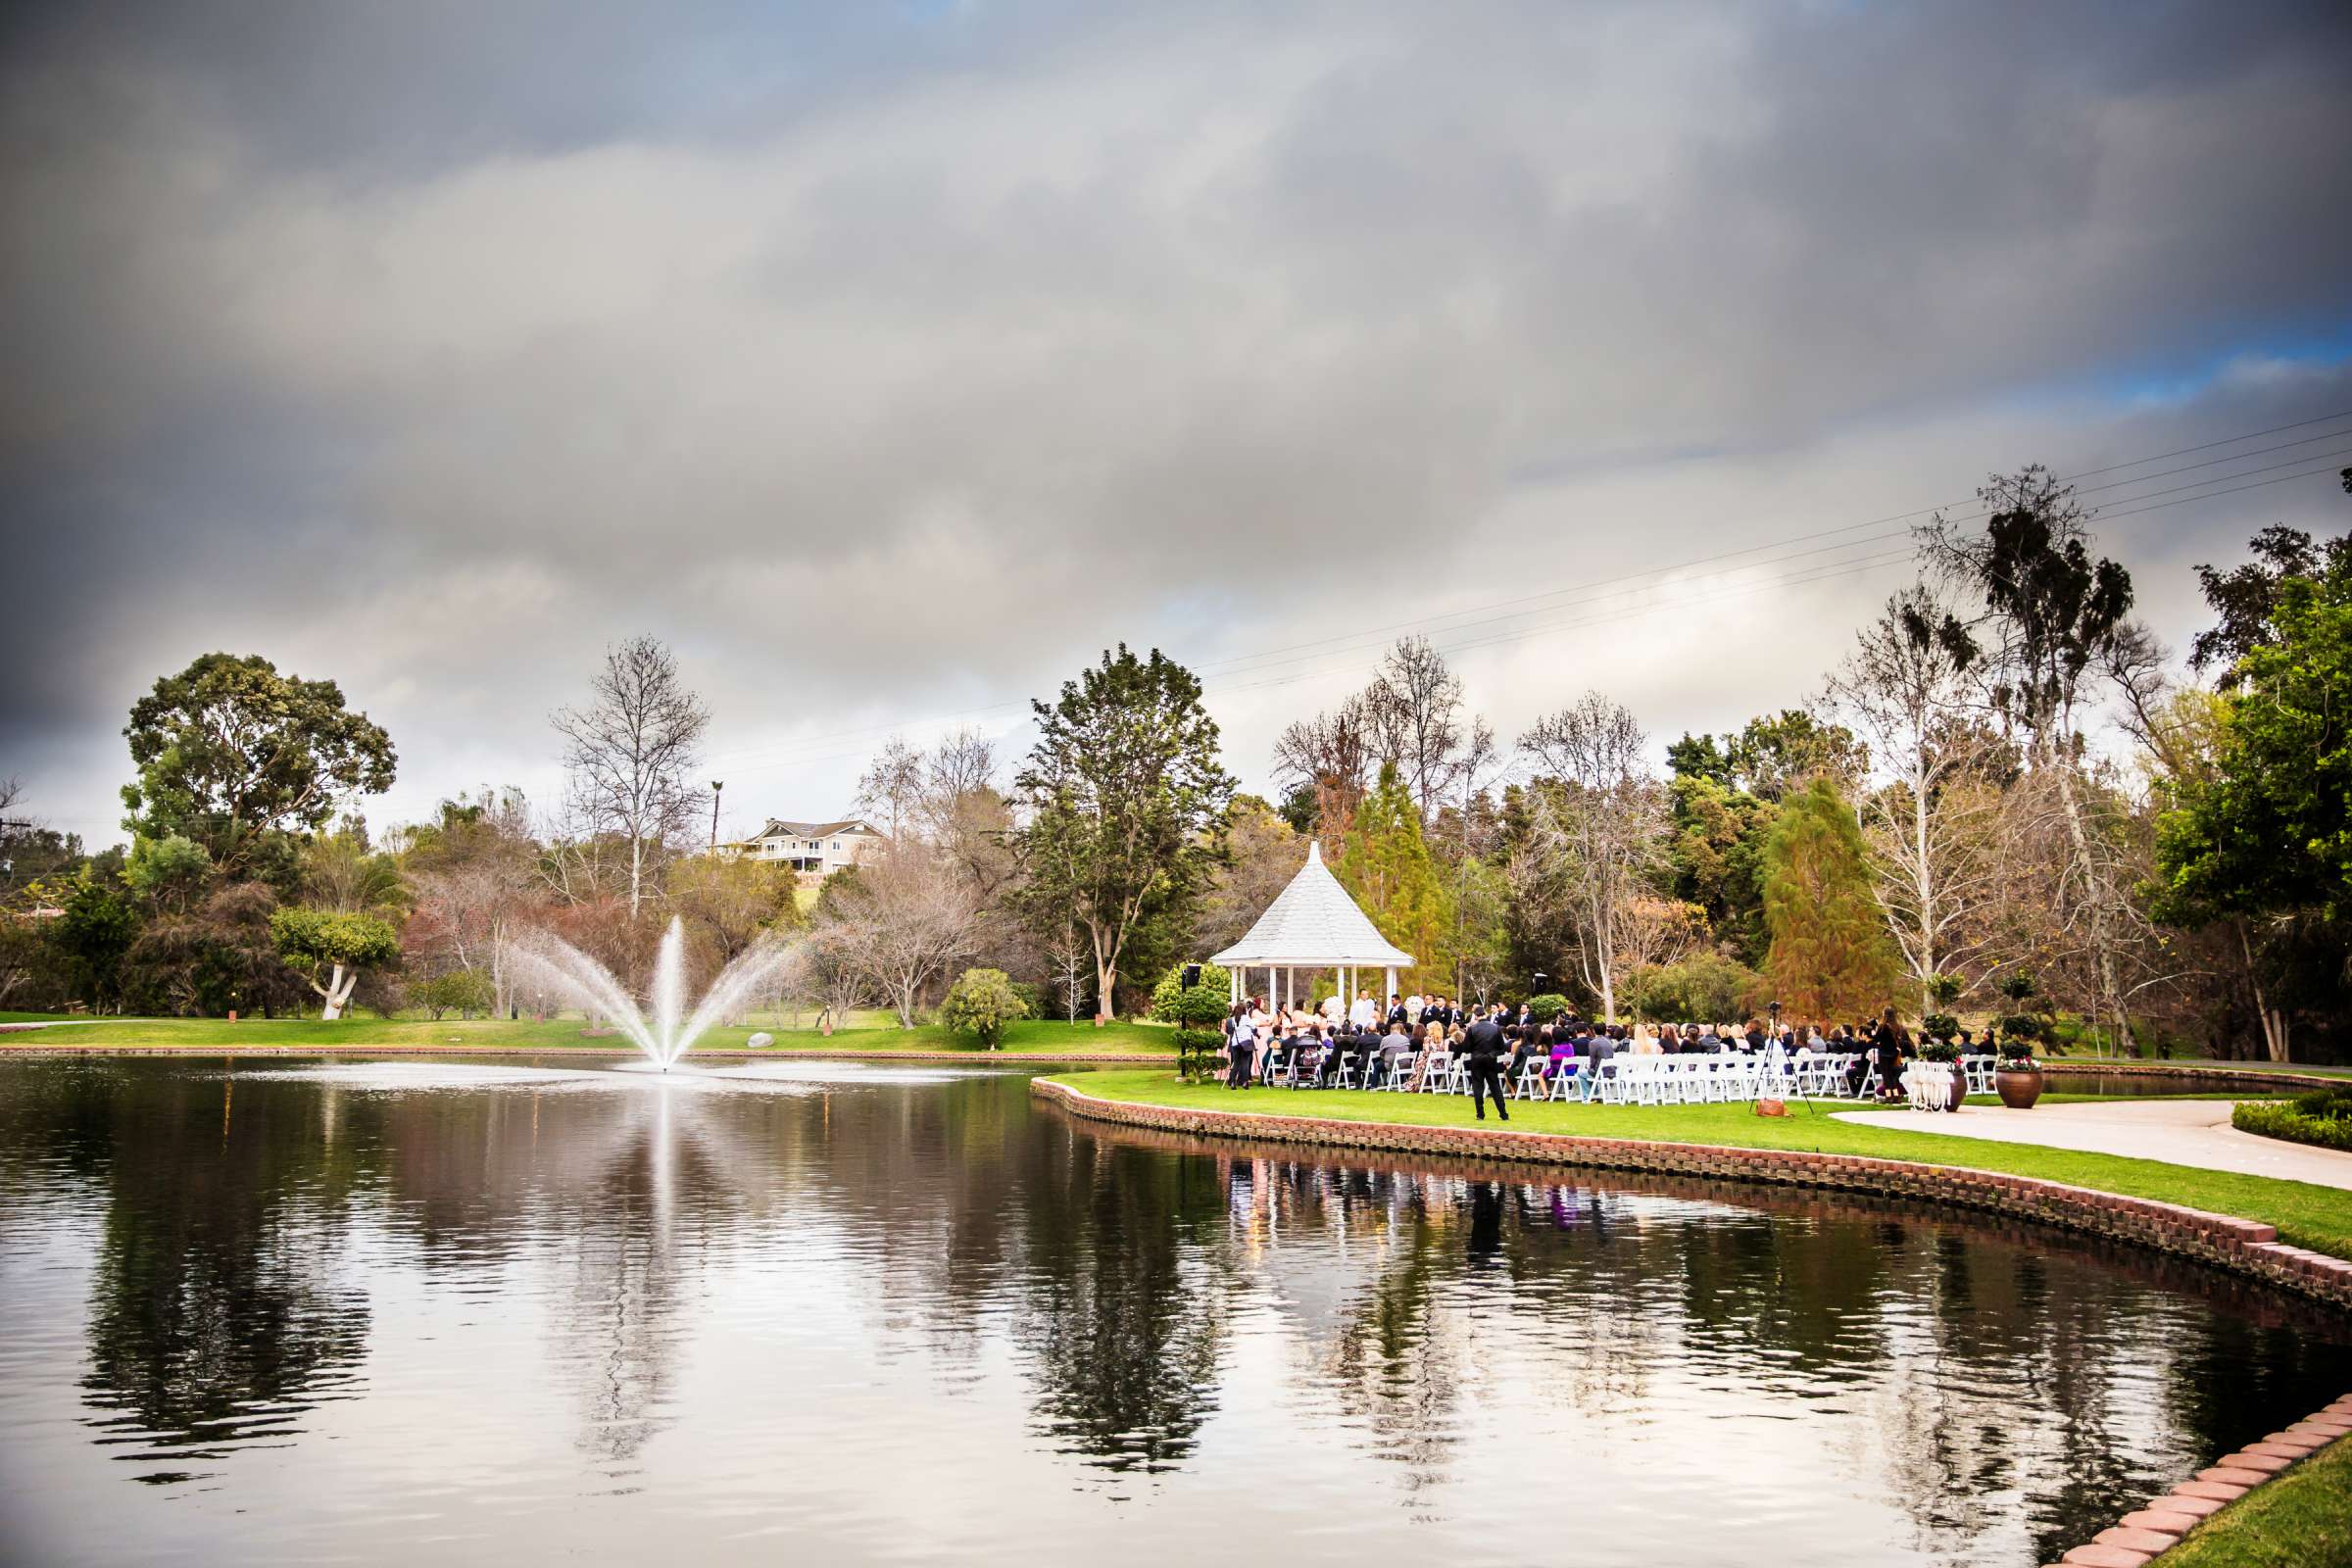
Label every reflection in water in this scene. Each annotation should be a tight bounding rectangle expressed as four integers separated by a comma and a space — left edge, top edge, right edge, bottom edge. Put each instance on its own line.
0, 1056, 2346, 1567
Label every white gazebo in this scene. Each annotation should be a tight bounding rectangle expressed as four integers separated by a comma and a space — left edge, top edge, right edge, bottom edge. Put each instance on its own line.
1209, 841, 1414, 1013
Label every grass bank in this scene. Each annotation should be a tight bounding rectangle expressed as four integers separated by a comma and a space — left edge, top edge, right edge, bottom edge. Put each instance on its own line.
1, 1015, 1176, 1055
1049, 1070, 2352, 1261
2157, 1438, 2352, 1567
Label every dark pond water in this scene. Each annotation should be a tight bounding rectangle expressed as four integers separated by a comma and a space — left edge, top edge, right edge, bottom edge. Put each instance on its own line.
2047, 1069, 2299, 1098
1, 1055, 2346, 1567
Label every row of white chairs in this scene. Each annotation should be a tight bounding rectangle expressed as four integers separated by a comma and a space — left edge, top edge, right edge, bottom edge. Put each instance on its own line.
1250, 1045, 1999, 1106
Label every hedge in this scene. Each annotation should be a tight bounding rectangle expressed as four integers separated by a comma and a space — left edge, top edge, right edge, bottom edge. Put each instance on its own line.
2233, 1089, 2352, 1153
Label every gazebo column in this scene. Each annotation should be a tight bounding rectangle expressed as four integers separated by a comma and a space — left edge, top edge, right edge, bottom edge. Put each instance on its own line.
1385, 966, 1396, 1006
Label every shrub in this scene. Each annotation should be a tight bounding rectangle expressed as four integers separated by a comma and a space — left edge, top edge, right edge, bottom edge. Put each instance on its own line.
1919, 1040, 1960, 1064
416, 968, 494, 1020
940, 967, 1027, 1051
1997, 1039, 2040, 1071
1151, 962, 1232, 1083
1995, 1013, 2043, 1044
1621, 954, 1762, 1024
2234, 1097, 2352, 1153
1921, 1012, 1960, 1043
1525, 993, 1569, 1025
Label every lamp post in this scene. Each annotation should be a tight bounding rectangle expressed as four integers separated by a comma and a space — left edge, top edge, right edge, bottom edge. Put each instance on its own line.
709, 780, 724, 857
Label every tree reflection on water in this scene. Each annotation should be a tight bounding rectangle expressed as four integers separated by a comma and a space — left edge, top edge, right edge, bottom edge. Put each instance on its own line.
1, 1056, 2346, 1565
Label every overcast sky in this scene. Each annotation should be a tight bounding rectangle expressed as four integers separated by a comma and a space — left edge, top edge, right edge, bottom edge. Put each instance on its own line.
4, 1, 2349, 849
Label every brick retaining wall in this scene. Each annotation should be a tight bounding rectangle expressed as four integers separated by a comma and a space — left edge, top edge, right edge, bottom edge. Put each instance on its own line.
1029, 1076, 2352, 1309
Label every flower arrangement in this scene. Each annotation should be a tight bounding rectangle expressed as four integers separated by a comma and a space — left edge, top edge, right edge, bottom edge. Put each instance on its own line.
1996, 1039, 2040, 1073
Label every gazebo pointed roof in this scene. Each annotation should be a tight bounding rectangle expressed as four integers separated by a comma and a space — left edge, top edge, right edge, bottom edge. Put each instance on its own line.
1209, 841, 1414, 969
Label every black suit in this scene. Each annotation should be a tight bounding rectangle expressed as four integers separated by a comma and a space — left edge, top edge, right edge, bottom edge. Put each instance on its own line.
1462, 1017, 1510, 1120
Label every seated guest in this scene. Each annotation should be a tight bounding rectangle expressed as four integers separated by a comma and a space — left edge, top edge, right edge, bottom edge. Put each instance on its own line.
1657, 1022, 1683, 1054
1544, 1032, 1574, 1087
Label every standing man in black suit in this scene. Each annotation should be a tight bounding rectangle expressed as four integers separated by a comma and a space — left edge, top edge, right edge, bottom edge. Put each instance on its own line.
1462, 1005, 1510, 1122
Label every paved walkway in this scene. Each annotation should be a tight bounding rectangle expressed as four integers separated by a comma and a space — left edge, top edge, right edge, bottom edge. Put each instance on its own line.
1832, 1099, 2352, 1190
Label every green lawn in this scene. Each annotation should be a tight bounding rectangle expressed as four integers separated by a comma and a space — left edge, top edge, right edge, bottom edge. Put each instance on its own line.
1052, 1071, 2352, 1261
2158, 1439, 2352, 1567
1, 1014, 1176, 1054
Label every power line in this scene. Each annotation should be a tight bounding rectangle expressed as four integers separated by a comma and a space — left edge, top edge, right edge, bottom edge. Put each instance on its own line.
706, 414, 2352, 776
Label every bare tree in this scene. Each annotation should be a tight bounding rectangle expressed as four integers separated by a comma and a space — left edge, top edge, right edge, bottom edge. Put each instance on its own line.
1827, 588, 2006, 1014
812, 847, 986, 1027
856, 737, 925, 843
1039, 916, 1091, 1023
788, 920, 874, 1032
552, 637, 710, 920
1920, 468, 2147, 1045
1515, 694, 1666, 1020
918, 729, 1019, 904
1271, 693, 1380, 853
1365, 636, 1496, 824
2104, 624, 2287, 1059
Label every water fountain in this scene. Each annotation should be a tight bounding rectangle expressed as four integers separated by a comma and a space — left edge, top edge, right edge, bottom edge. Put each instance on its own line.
501, 917, 803, 1069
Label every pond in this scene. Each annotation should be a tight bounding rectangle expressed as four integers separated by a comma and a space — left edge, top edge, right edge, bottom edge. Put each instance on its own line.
0, 1054, 2344, 1567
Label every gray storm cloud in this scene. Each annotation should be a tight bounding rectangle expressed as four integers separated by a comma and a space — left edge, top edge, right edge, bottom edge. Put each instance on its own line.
3, 1, 2349, 841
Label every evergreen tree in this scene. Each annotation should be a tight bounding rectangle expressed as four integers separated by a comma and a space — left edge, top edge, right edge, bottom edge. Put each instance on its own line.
1336, 762, 1454, 994
1760, 777, 1901, 1019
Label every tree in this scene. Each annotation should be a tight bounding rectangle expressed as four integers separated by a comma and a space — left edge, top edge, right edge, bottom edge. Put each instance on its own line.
1334, 762, 1454, 995
301, 818, 409, 917
940, 967, 1027, 1051
1662, 771, 1773, 961
1364, 636, 1497, 825
122, 834, 214, 915
1515, 694, 1666, 1020
122, 653, 396, 877
416, 968, 495, 1020
670, 854, 802, 966
2189, 525, 2352, 685
1192, 796, 1303, 957
1723, 709, 1868, 802
1828, 587, 2004, 1014
1760, 778, 1902, 1020
1621, 952, 1762, 1024
270, 906, 400, 1020
399, 789, 544, 1015
552, 637, 710, 919
2156, 556, 2352, 1058
1920, 466, 2138, 1042
1013, 646, 1234, 1018
855, 737, 925, 843
1150, 960, 1231, 1082
1271, 693, 1380, 852
49, 871, 137, 1012
812, 848, 986, 1027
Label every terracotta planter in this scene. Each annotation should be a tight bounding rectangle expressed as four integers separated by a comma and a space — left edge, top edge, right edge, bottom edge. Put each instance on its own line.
1941, 1070, 1966, 1112
1994, 1068, 2044, 1109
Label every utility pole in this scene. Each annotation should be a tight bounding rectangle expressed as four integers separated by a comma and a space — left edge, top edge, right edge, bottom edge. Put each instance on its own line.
709, 781, 724, 857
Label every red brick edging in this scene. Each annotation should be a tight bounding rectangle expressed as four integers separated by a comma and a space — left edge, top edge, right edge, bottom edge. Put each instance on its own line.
1028, 1077, 2352, 1309
2045, 1402, 2352, 1566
